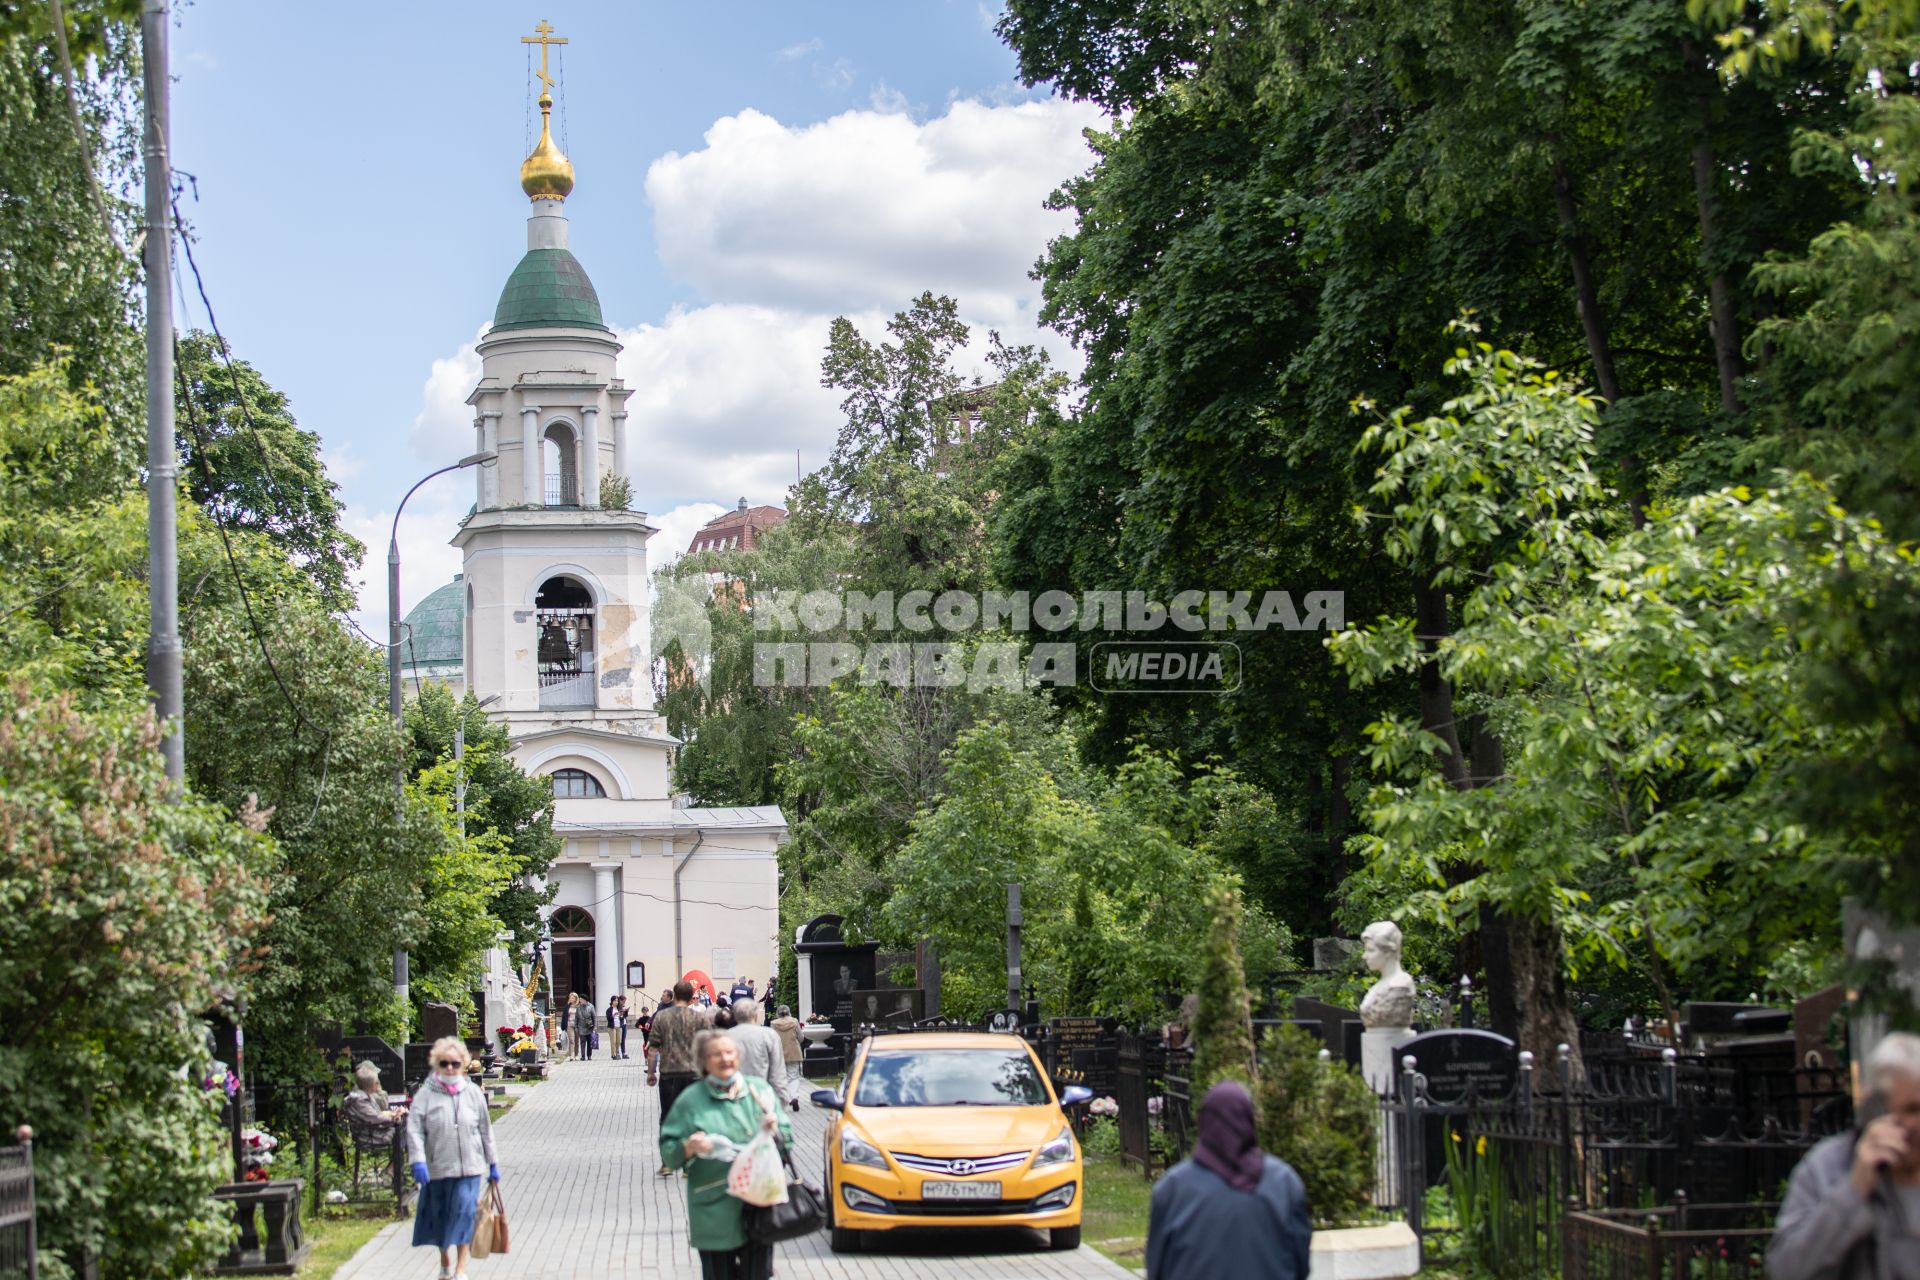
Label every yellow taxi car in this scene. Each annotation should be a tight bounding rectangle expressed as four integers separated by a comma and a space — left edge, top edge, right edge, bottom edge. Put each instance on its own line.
811, 1030, 1091, 1254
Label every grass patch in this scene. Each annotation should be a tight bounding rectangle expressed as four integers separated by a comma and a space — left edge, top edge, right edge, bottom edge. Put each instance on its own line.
294, 1207, 394, 1278
1082, 1153, 1153, 1271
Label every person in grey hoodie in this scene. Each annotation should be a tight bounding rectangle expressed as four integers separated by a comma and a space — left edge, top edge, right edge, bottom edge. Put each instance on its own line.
1770, 1031, 1920, 1280
406, 1038, 499, 1280
725, 998, 794, 1109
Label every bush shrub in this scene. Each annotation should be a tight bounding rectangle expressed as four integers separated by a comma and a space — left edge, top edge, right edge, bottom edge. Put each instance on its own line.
1254, 1024, 1377, 1227
0, 684, 274, 1277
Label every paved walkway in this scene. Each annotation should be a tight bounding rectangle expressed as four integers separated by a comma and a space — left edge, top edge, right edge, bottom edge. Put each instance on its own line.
334, 1055, 1131, 1279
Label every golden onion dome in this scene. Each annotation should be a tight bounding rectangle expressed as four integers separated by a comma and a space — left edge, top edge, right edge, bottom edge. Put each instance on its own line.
519, 92, 574, 201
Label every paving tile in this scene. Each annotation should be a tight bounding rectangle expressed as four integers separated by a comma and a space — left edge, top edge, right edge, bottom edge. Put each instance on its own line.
332, 1056, 1131, 1279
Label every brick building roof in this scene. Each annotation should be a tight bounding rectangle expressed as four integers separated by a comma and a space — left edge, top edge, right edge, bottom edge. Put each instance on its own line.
687, 498, 787, 555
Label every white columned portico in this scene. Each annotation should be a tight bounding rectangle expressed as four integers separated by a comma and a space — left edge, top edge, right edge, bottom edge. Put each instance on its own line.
592, 862, 621, 1007
581, 405, 601, 508
521, 405, 542, 506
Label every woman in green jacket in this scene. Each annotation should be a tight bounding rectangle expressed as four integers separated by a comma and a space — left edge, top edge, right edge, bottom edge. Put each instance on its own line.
659, 1028, 796, 1279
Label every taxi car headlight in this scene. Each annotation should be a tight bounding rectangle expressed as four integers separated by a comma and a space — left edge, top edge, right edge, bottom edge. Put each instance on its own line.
840, 1128, 889, 1170
1031, 1124, 1076, 1170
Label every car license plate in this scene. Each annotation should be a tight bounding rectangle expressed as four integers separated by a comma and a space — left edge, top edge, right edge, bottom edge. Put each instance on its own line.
921, 1179, 1001, 1200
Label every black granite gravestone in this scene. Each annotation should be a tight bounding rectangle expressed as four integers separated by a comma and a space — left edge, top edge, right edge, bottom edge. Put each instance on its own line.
1401, 1028, 1520, 1104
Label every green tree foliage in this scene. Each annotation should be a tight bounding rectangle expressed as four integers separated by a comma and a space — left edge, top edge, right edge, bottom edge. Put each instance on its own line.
873, 715, 1292, 1024
183, 602, 446, 1083
405, 682, 561, 965
0, 362, 146, 698
991, 0, 1863, 1031
0, 16, 140, 416
796, 291, 1065, 595
1254, 1025, 1377, 1228
1332, 335, 1920, 1049
176, 331, 364, 610
0, 682, 273, 1279
1188, 885, 1257, 1094
654, 520, 853, 807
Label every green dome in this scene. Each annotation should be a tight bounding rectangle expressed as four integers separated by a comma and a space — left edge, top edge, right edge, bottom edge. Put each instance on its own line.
491, 248, 606, 332
401, 575, 465, 670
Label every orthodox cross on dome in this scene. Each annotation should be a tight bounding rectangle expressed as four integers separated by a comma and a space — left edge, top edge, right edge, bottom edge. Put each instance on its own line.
521, 20, 568, 97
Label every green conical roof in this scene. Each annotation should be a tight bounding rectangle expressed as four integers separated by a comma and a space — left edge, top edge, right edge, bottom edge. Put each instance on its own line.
401, 575, 465, 669
491, 248, 606, 332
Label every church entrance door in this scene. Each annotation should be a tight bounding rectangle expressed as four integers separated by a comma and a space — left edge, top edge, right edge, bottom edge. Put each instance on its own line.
550, 906, 596, 1007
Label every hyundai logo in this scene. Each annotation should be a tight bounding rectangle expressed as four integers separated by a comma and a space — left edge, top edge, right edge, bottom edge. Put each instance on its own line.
947, 1159, 976, 1175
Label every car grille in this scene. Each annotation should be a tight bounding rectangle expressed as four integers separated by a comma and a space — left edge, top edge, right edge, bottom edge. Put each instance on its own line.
890, 1150, 1030, 1176
885, 1196, 1043, 1217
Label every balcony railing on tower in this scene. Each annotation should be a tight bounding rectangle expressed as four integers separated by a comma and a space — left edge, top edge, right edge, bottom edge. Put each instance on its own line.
544, 472, 579, 506
536, 608, 595, 707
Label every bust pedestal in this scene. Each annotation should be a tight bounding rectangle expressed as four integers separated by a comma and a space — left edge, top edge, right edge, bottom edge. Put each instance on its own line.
1362, 1026, 1416, 1207
1361, 1025, 1417, 1096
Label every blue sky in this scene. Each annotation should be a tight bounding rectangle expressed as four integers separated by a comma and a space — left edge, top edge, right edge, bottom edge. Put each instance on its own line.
168, 2, 1100, 626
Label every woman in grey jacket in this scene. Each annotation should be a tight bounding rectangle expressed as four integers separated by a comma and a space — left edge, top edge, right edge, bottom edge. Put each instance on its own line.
406, 1038, 499, 1280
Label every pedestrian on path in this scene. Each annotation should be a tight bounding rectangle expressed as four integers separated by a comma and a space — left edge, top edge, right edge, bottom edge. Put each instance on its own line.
658, 1028, 794, 1280
405, 1037, 500, 1280
769, 1006, 804, 1108
1146, 1080, 1311, 1280
1769, 1031, 1920, 1279
607, 995, 627, 1059
649, 980, 707, 1176
727, 999, 794, 1110
574, 993, 599, 1061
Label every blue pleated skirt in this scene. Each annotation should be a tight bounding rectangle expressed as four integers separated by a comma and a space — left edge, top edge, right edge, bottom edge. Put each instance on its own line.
412, 1174, 482, 1247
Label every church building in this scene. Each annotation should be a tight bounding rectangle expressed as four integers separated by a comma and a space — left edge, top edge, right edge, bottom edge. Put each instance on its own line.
401, 28, 786, 1025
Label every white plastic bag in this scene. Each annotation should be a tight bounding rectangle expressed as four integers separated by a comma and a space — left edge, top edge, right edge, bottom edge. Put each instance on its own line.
726, 1127, 790, 1207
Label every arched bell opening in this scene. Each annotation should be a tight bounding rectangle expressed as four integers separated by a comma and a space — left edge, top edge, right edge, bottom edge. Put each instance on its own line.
536, 574, 595, 708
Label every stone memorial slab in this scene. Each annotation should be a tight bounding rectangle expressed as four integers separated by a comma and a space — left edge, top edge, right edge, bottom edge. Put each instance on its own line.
1292, 996, 1358, 1054
420, 1002, 461, 1044
1401, 1028, 1519, 1104
1048, 1016, 1118, 1093
850, 987, 923, 1026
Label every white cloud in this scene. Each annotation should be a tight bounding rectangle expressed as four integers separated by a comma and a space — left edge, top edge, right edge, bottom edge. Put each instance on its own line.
366, 94, 1102, 623
645, 98, 1104, 328
776, 38, 822, 61
868, 82, 911, 115
817, 58, 855, 91
324, 444, 365, 484
648, 502, 731, 570
345, 491, 470, 642
409, 329, 485, 460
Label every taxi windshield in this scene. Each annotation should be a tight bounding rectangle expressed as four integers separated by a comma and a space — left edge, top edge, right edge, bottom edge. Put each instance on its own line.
853, 1048, 1050, 1108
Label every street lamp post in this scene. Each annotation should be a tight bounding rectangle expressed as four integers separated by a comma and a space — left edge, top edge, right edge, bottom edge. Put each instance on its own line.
386, 451, 495, 1009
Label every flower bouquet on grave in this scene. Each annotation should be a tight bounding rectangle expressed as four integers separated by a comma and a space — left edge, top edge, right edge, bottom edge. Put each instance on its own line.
241, 1125, 278, 1182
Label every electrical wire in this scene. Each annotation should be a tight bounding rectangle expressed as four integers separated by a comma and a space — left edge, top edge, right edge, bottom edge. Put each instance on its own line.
173, 195, 298, 527
173, 334, 334, 831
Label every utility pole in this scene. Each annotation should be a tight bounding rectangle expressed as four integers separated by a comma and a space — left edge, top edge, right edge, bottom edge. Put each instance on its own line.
142, 0, 182, 784
1006, 883, 1023, 1018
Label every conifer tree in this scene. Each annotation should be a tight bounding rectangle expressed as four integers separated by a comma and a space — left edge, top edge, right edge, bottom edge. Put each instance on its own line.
1189, 883, 1258, 1095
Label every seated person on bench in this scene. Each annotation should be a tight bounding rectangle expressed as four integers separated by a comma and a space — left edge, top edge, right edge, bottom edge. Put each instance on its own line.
341, 1061, 405, 1143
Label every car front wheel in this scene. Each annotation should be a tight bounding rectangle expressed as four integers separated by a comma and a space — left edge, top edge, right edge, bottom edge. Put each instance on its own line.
1049, 1225, 1081, 1251
830, 1226, 864, 1254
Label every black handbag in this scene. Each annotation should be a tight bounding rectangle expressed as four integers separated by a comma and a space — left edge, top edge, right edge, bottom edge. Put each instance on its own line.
743, 1144, 826, 1244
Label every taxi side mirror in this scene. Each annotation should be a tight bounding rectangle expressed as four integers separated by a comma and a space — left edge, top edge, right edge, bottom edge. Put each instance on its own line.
810, 1088, 843, 1111
1060, 1085, 1093, 1108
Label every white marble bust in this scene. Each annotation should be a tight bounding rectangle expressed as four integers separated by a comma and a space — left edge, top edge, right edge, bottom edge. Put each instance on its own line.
1358, 920, 1416, 1030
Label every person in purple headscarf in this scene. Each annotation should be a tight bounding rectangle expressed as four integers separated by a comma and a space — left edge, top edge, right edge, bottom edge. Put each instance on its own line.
1146, 1080, 1313, 1279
